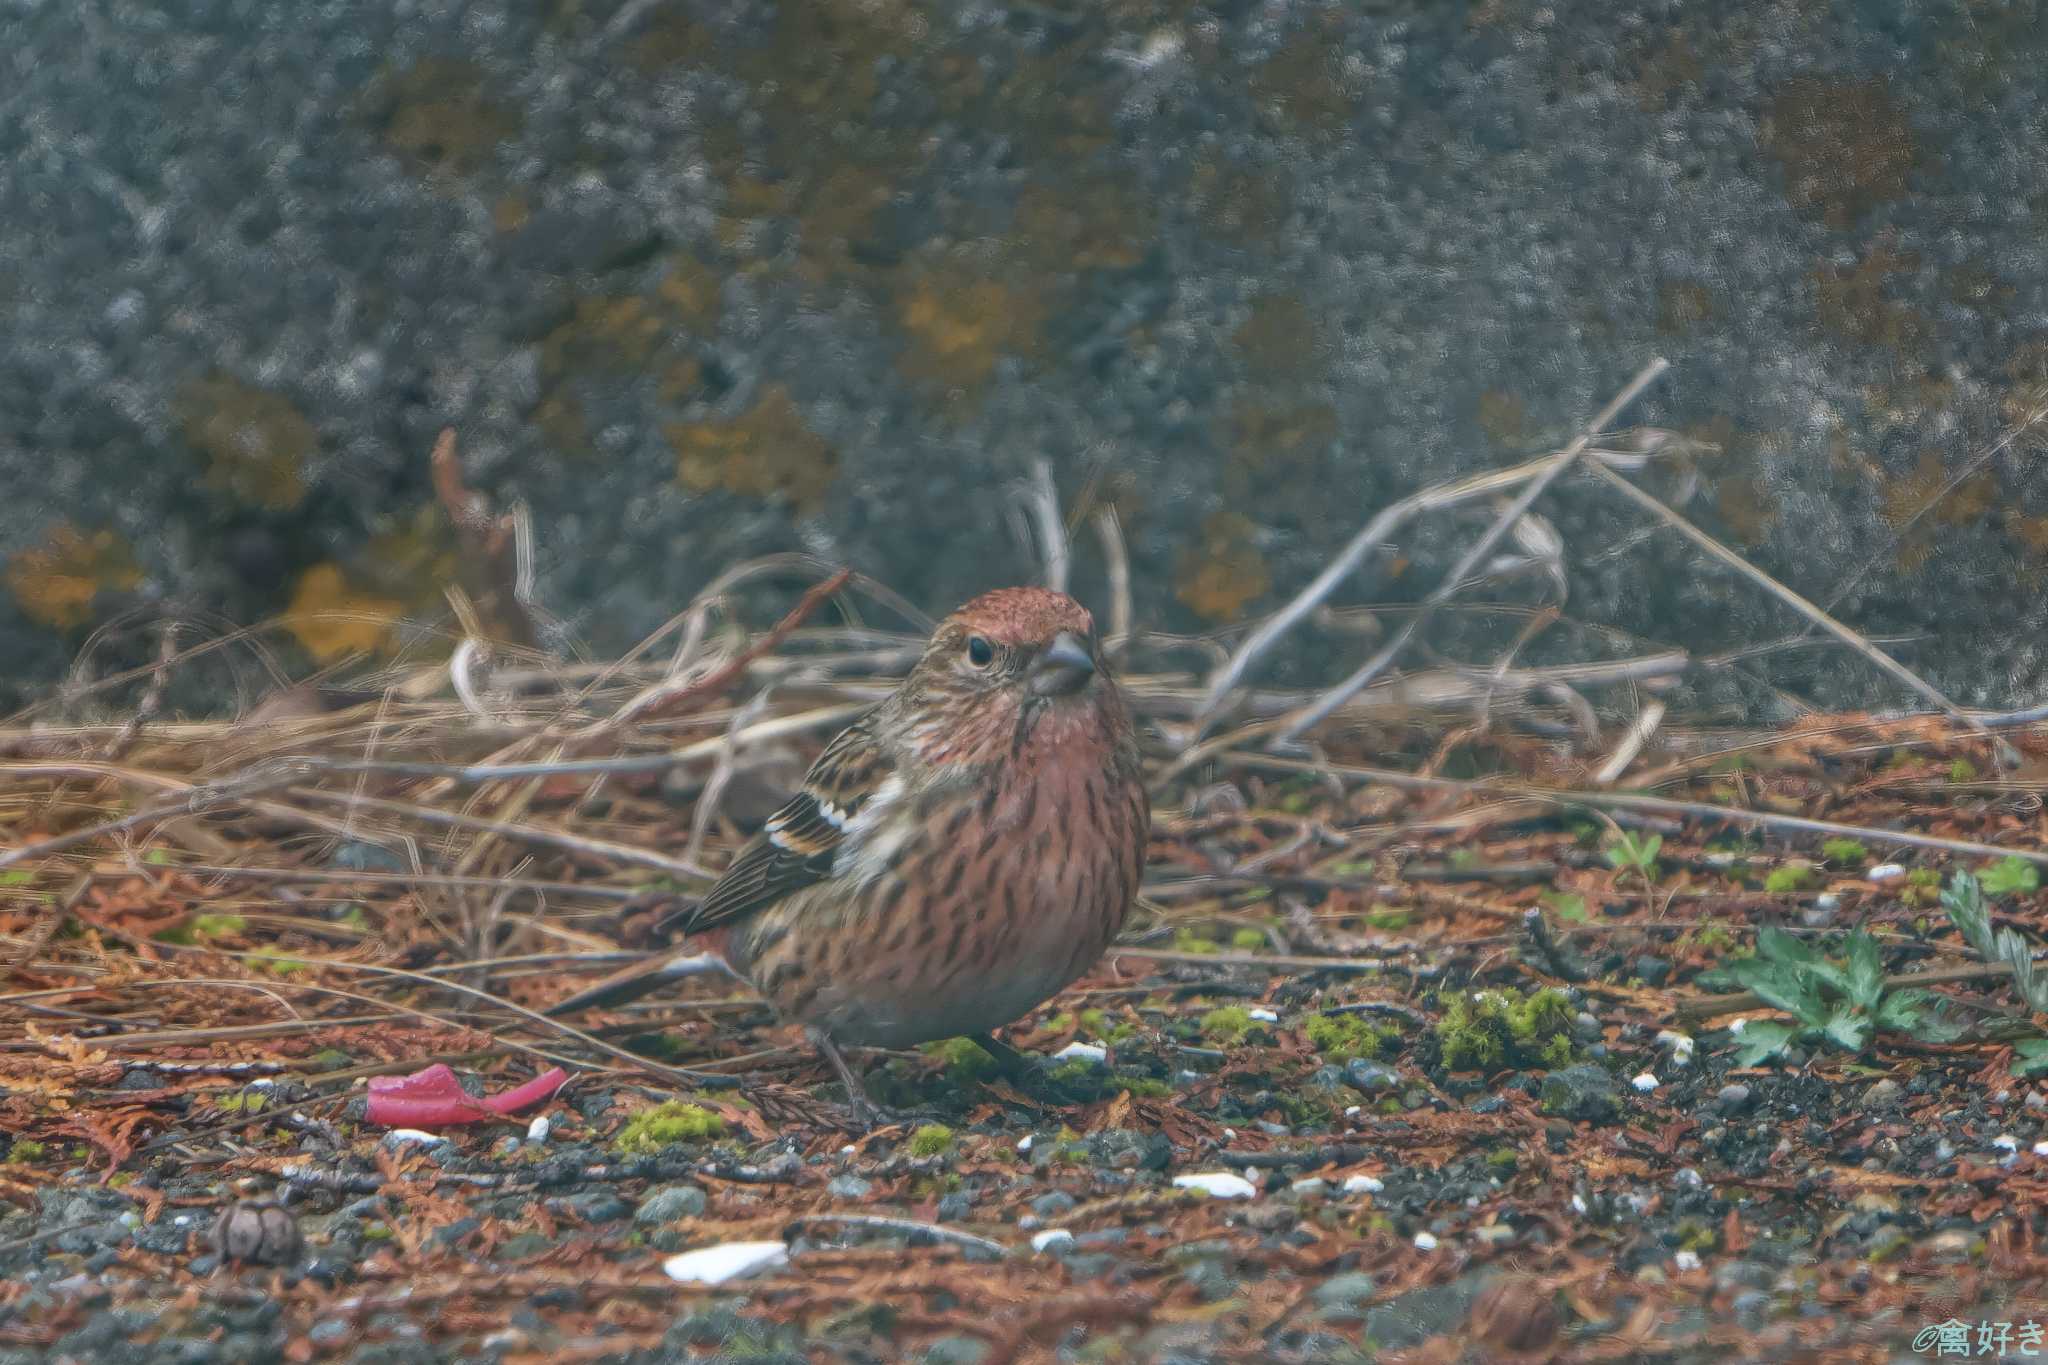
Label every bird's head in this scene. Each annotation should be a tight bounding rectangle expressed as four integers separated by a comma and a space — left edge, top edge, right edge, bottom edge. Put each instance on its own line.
902, 587, 1123, 763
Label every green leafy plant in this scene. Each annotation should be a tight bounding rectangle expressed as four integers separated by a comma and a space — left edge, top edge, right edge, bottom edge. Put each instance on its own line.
1604, 831, 1661, 878
1542, 892, 1590, 923
1941, 870, 2048, 1076
1980, 856, 2041, 898
1725, 927, 1962, 1066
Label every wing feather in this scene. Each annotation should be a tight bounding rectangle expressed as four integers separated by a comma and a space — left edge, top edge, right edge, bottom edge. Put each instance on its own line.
655, 712, 894, 939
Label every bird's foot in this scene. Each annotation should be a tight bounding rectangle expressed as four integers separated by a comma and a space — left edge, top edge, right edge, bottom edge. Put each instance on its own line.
970, 1033, 1088, 1107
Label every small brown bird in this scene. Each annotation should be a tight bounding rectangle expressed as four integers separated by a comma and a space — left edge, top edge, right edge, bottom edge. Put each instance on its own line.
552, 587, 1149, 1115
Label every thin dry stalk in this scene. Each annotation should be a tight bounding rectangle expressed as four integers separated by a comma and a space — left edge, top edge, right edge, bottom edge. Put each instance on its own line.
1267, 358, 1670, 746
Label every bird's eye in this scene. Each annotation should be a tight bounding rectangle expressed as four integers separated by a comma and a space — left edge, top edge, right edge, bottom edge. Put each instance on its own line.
966, 636, 994, 668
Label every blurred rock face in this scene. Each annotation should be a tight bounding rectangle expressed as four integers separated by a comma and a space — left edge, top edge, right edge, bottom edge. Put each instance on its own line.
4, 2, 2047, 713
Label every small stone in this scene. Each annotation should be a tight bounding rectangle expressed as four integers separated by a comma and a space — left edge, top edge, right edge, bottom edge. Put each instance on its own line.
1469, 1274, 1558, 1352
1412, 1231, 1439, 1250
208, 1201, 302, 1267
634, 1185, 708, 1224
1539, 1065, 1620, 1124
1173, 1172, 1258, 1199
1247, 1008, 1279, 1023
1866, 863, 1907, 885
1290, 1177, 1328, 1198
1032, 1191, 1076, 1218
1716, 1083, 1753, 1114
921, 1336, 990, 1365
1631, 1072, 1659, 1093
1051, 1041, 1106, 1065
1633, 955, 1671, 986
1030, 1228, 1074, 1253
1342, 1174, 1385, 1194
1310, 1271, 1378, 1315
826, 1175, 873, 1200
1345, 1058, 1399, 1092
525, 1116, 551, 1144
1674, 1249, 1701, 1272
662, 1240, 789, 1285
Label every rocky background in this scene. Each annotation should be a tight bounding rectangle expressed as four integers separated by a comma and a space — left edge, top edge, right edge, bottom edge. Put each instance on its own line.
4, 0, 2047, 715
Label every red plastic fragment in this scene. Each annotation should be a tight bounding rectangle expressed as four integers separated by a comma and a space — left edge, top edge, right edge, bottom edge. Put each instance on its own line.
364, 1063, 570, 1129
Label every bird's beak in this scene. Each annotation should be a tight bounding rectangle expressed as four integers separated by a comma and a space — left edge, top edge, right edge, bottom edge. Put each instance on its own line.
1029, 631, 1096, 697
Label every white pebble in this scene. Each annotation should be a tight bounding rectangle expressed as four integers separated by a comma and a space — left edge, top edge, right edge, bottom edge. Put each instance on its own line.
1632, 1073, 1660, 1093
1247, 1008, 1280, 1023
1030, 1229, 1074, 1253
1994, 1134, 2019, 1153
2032, 1141, 2048, 1157
380, 1129, 448, 1148
1016, 1135, 1034, 1152
1570, 1194, 1588, 1215
1729, 1018, 1747, 1035
1173, 1171, 1258, 1199
1343, 1105, 1361, 1118
1051, 1041, 1106, 1065
1413, 1231, 1438, 1251
1866, 863, 1907, 885
1341, 1174, 1384, 1194
525, 1116, 550, 1144
1814, 893, 1840, 912
662, 1241, 790, 1285
842, 1144, 858, 1156
1674, 1250, 1701, 1272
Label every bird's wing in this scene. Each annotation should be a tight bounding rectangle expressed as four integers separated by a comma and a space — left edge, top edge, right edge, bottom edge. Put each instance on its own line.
655, 710, 896, 940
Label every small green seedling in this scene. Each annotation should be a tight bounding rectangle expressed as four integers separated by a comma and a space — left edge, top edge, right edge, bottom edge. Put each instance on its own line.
1724, 927, 1961, 1066
1820, 839, 1868, 867
1604, 831, 1662, 878
1980, 856, 2040, 898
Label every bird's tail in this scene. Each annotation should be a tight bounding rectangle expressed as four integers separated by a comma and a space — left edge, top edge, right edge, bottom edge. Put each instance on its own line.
544, 951, 733, 1017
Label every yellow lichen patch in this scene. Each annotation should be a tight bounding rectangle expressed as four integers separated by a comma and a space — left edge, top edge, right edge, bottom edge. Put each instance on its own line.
1222, 401, 1337, 486
2010, 514, 2048, 561
1811, 241, 1928, 352
1879, 451, 1998, 572
668, 385, 838, 513
286, 564, 404, 663
1189, 156, 1290, 247
1232, 294, 1317, 379
1657, 281, 1718, 335
895, 266, 1045, 398
1011, 178, 1155, 274
1476, 391, 1527, 446
364, 58, 521, 179
1630, 33, 1705, 110
657, 256, 724, 332
176, 374, 316, 511
4, 523, 143, 630
1250, 17, 1366, 135
1762, 78, 1919, 228
540, 294, 666, 383
1176, 512, 1271, 622
1714, 478, 1779, 547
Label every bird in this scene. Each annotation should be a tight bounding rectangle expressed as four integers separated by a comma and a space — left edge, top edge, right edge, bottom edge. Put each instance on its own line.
550, 586, 1150, 1117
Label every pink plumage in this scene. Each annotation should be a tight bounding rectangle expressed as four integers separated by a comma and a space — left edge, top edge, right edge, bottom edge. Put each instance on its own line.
551, 587, 1149, 1115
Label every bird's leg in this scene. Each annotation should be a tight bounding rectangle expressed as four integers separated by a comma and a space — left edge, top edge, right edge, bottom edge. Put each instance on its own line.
971, 1032, 1037, 1080
806, 1027, 883, 1124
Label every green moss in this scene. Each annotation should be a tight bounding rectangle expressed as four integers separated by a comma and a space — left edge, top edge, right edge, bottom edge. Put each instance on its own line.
214, 1089, 268, 1115
248, 949, 309, 976
4, 1141, 46, 1162
1691, 923, 1736, 953
1231, 927, 1269, 950
1950, 758, 1980, 783
613, 1101, 725, 1154
1201, 1006, 1257, 1044
1048, 1058, 1103, 1087
1304, 1013, 1393, 1062
1484, 1147, 1519, 1171
363, 1221, 393, 1240
156, 912, 249, 946
921, 1037, 996, 1081
1764, 864, 1818, 893
1364, 908, 1411, 931
1434, 988, 1576, 1073
1821, 838, 1869, 867
1112, 1075, 1172, 1098
908, 1124, 955, 1158
1172, 928, 1222, 955
1078, 1008, 1109, 1034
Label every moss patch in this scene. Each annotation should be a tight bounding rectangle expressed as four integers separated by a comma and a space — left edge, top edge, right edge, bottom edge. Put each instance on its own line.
907, 1124, 955, 1158
1434, 988, 1575, 1073
286, 564, 405, 663
1175, 512, 1270, 623
4, 523, 143, 631
669, 385, 838, 513
1304, 1013, 1395, 1063
614, 1101, 725, 1154
1762, 77, 1920, 228
1201, 1006, 1258, 1044
176, 374, 316, 511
